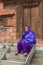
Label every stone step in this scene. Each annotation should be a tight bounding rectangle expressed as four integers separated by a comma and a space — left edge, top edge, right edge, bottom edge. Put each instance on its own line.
33, 54, 43, 59
0, 48, 6, 58
29, 50, 43, 65
30, 59, 43, 65
35, 50, 43, 54
10, 46, 17, 52
32, 49, 43, 59
0, 49, 5, 52
1, 60, 24, 65
5, 45, 27, 64
6, 52, 26, 62
0, 44, 36, 65
6, 45, 26, 61
4, 45, 35, 65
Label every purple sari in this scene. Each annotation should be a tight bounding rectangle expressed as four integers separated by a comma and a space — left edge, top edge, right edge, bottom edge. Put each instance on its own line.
17, 25, 36, 54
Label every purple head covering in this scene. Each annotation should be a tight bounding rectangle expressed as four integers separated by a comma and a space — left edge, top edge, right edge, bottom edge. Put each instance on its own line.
22, 25, 31, 39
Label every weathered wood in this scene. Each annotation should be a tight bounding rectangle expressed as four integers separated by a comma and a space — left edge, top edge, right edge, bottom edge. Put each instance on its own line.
16, 3, 23, 38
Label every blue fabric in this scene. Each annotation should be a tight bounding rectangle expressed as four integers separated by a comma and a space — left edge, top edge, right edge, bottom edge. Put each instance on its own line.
22, 32, 25, 39
22, 25, 36, 44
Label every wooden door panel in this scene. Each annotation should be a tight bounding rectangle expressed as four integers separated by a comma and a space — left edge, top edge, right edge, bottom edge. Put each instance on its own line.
23, 6, 39, 38
31, 7, 39, 37
24, 7, 30, 25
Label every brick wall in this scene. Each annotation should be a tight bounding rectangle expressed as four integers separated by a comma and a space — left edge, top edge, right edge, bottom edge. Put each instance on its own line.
0, 1, 17, 43
0, 1, 43, 44
0, 1, 3, 9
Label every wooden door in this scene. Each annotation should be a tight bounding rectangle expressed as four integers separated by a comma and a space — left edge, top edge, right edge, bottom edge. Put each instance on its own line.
23, 6, 39, 37
23, 7, 30, 26
31, 7, 39, 37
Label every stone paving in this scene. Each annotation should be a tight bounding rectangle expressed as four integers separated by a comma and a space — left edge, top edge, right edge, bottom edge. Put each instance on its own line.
0, 44, 27, 65
0, 44, 43, 65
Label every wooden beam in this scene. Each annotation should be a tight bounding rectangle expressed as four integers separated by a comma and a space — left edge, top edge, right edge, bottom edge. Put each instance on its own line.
3, 0, 41, 3
0, 14, 14, 18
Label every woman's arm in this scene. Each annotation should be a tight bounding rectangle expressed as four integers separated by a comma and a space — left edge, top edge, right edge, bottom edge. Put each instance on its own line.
25, 31, 36, 43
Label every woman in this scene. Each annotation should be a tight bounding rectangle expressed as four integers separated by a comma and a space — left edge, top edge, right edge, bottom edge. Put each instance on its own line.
15, 25, 36, 56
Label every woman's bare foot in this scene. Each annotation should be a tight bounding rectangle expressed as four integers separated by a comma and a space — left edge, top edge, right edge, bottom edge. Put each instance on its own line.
15, 52, 19, 55
24, 53, 27, 57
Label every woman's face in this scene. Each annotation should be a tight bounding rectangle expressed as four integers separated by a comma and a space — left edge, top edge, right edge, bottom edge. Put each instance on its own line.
25, 26, 29, 32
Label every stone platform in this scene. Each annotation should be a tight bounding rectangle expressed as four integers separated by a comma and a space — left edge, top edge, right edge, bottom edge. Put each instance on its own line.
0, 44, 43, 65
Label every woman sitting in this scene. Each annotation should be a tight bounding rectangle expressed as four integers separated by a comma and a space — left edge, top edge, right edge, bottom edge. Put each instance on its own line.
15, 25, 36, 56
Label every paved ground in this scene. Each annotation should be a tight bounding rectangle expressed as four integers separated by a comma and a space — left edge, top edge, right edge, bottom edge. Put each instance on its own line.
0, 43, 43, 65
0, 45, 27, 65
